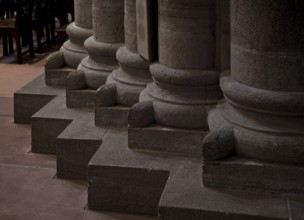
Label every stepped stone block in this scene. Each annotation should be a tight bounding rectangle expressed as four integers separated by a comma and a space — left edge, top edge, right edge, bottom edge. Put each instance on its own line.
87, 128, 302, 219
14, 74, 64, 124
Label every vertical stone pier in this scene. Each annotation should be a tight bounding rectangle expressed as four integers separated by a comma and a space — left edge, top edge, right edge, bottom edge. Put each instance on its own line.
66, 0, 124, 108
45, 0, 93, 86
94, 0, 152, 126
203, 0, 304, 193
128, 0, 222, 154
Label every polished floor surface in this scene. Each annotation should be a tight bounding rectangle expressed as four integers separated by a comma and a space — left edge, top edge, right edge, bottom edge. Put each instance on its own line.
0, 44, 156, 219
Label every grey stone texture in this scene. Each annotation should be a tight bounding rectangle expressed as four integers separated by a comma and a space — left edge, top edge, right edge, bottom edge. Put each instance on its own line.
138, 0, 222, 129
87, 128, 303, 219
204, 156, 304, 194
107, 0, 152, 107
128, 101, 154, 128
78, 0, 125, 90
13, 0, 304, 219
128, 0, 222, 158
65, 0, 125, 110
14, 74, 64, 124
215, 0, 230, 72
60, 0, 93, 69
31, 93, 107, 179
95, 106, 129, 127
203, 0, 304, 193
66, 70, 97, 108
56, 114, 107, 179
205, 0, 304, 163
128, 126, 206, 156
45, 0, 93, 86
94, 0, 153, 126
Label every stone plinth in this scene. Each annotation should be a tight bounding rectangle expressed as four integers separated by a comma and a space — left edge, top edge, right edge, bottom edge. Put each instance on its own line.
88, 127, 304, 219
128, 0, 221, 152
14, 74, 65, 124
203, 0, 304, 193
66, 0, 124, 109
45, 0, 93, 86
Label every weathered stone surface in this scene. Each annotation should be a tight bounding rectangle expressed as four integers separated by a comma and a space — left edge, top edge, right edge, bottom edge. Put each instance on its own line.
87, 128, 295, 219
95, 84, 117, 107
45, 67, 75, 86
139, 0, 221, 130
202, 126, 235, 161
160, 159, 290, 220
88, 129, 170, 215
66, 89, 96, 109
129, 126, 206, 156
128, 101, 154, 128
60, 0, 93, 69
215, 0, 230, 72
14, 74, 64, 124
45, 0, 93, 87
206, 0, 304, 168
95, 0, 152, 115
78, 0, 124, 90
45, 52, 65, 70
108, 46, 152, 106
203, 156, 304, 194
95, 106, 129, 127
66, 70, 87, 91
56, 115, 107, 179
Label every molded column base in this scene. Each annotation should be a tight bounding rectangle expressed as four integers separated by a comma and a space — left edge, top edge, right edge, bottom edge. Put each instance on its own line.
88, 128, 303, 219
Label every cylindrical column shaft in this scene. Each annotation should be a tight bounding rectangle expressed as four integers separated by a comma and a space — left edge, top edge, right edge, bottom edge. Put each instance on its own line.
140, 0, 221, 129
105, 0, 152, 106
78, 0, 124, 89
60, 0, 93, 68
206, 0, 304, 163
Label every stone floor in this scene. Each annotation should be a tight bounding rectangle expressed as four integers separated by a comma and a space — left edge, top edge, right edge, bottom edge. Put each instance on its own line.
0, 47, 156, 219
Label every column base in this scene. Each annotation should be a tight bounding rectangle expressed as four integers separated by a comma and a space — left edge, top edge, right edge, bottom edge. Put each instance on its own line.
60, 22, 92, 69
14, 74, 65, 124
203, 156, 304, 194
31, 94, 107, 179
66, 89, 97, 109
78, 36, 122, 89
45, 51, 75, 86
129, 125, 206, 157
88, 128, 302, 219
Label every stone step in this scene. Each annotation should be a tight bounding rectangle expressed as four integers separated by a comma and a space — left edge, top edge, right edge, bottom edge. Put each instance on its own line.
31, 94, 107, 179
88, 128, 303, 219
14, 74, 64, 124
57, 113, 107, 179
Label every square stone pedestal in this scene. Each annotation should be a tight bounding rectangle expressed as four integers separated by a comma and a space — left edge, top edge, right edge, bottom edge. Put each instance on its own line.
31, 94, 107, 179
95, 105, 130, 127
14, 74, 64, 124
88, 128, 304, 220
203, 156, 304, 193
66, 89, 97, 109
129, 125, 206, 156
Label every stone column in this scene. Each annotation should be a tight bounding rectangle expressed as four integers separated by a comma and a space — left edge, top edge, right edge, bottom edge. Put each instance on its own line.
78, 0, 125, 89
93, 0, 152, 126
103, 0, 152, 107
203, 0, 304, 192
61, 0, 93, 68
128, 0, 222, 154
66, 0, 124, 108
45, 0, 93, 86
